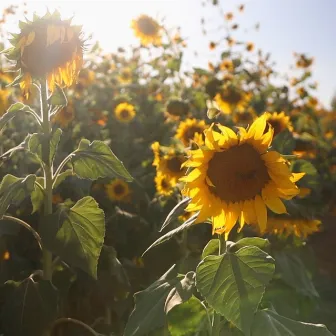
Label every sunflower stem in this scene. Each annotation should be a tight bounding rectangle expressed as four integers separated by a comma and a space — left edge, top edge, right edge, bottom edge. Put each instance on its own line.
40, 78, 53, 281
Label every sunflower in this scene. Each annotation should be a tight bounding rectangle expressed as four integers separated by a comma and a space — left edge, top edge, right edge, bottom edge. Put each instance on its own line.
175, 118, 207, 147
220, 59, 234, 72
0, 89, 10, 116
165, 99, 189, 120
246, 42, 254, 52
181, 114, 305, 238
155, 172, 174, 196
114, 102, 136, 123
131, 14, 162, 46
265, 111, 293, 137
106, 179, 131, 202
214, 86, 251, 114
117, 68, 132, 84
52, 102, 75, 127
6, 11, 84, 98
266, 216, 321, 238
75, 68, 95, 95
232, 108, 256, 126
151, 143, 187, 183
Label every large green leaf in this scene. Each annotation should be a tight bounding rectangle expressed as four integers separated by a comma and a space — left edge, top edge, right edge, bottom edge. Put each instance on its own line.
196, 246, 275, 335
1, 279, 58, 336
251, 309, 334, 336
70, 139, 133, 181
24, 128, 62, 165
142, 212, 199, 256
0, 174, 36, 218
30, 177, 45, 214
41, 196, 105, 278
0, 102, 36, 130
274, 250, 318, 297
124, 265, 194, 336
271, 129, 295, 154
230, 237, 270, 252
202, 239, 220, 259
167, 296, 209, 336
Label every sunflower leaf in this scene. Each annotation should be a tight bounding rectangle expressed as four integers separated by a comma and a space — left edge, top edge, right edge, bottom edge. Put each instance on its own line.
0, 102, 36, 131
229, 237, 270, 252
40, 196, 105, 278
202, 239, 220, 258
142, 212, 199, 256
0, 174, 36, 218
196, 246, 275, 335
160, 198, 191, 232
48, 85, 67, 106
251, 309, 334, 336
30, 177, 45, 214
70, 139, 133, 181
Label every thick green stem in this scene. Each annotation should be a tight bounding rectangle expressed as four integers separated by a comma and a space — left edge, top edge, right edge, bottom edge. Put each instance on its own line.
40, 79, 53, 281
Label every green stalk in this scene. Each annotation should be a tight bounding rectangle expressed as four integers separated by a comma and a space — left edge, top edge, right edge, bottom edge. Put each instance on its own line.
40, 78, 53, 281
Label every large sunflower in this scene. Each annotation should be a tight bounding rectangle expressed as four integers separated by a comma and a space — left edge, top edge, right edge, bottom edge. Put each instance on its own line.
175, 118, 207, 147
265, 111, 293, 137
131, 15, 162, 46
181, 114, 304, 238
266, 216, 321, 238
6, 11, 84, 98
114, 102, 136, 123
214, 86, 251, 114
106, 179, 131, 202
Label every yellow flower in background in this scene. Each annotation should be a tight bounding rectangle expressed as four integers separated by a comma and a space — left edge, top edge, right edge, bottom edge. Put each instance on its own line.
232, 108, 256, 126
114, 102, 136, 123
6, 11, 84, 98
175, 118, 207, 147
52, 102, 75, 127
118, 68, 132, 84
225, 12, 234, 21
0, 89, 10, 116
220, 59, 234, 72
265, 111, 293, 137
209, 42, 217, 50
181, 114, 304, 239
106, 179, 131, 202
155, 172, 174, 196
266, 216, 321, 238
165, 99, 189, 120
214, 86, 251, 114
246, 42, 255, 52
131, 14, 162, 46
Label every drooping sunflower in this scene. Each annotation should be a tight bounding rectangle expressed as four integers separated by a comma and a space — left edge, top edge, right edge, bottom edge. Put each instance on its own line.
114, 102, 136, 123
52, 102, 75, 127
265, 111, 293, 137
106, 179, 131, 202
0, 89, 10, 116
181, 114, 305, 238
266, 216, 321, 239
131, 14, 162, 46
155, 172, 174, 196
6, 11, 84, 98
175, 118, 207, 147
117, 68, 132, 84
214, 86, 251, 114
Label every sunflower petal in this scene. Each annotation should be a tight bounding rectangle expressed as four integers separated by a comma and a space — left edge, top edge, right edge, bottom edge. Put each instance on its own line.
254, 195, 267, 233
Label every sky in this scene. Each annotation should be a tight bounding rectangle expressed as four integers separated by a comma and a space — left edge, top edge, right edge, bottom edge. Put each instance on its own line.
1, 0, 335, 108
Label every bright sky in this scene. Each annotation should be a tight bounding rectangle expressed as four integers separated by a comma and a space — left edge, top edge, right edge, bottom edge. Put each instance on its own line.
1, 0, 335, 108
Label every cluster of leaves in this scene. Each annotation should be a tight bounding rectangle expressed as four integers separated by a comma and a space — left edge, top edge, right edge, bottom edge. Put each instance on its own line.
0, 1, 335, 335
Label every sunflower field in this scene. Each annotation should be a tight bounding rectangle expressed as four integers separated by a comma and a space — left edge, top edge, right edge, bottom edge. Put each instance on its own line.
0, 1, 335, 336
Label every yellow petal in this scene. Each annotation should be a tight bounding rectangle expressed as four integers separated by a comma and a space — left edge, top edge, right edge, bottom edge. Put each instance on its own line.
291, 172, 305, 182
262, 187, 287, 214
243, 199, 257, 225
180, 168, 202, 182
254, 195, 267, 233
247, 114, 267, 139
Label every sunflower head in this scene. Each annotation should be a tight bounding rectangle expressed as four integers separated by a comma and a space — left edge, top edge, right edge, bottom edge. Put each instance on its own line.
175, 118, 207, 147
155, 172, 174, 196
215, 86, 251, 114
131, 14, 162, 46
246, 42, 254, 52
52, 101, 75, 127
114, 102, 136, 123
165, 99, 189, 120
106, 179, 131, 202
181, 114, 305, 239
118, 68, 132, 84
6, 11, 84, 98
220, 59, 234, 72
264, 111, 293, 137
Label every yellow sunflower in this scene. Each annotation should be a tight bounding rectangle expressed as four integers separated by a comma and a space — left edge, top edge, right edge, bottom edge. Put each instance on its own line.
114, 102, 136, 123
175, 118, 207, 147
155, 172, 174, 196
6, 11, 83, 98
220, 59, 234, 72
106, 179, 131, 202
131, 15, 162, 46
246, 42, 255, 52
117, 68, 132, 84
181, 114, 305, 239
214, 86, 251, 114
265, 111, 293, 137
266, 216, 321, 239
52, 102, 75, 127
0, 89, 10, 116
